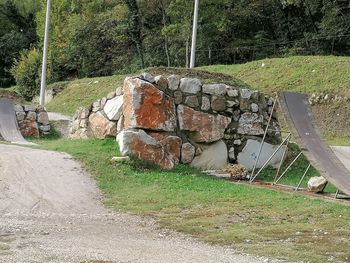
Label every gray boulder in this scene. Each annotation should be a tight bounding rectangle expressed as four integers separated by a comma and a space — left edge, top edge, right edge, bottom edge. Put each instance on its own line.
237, 139, 286, 171
191, 140, 228, 170
307, 177, 327, 193
180, 78, 201, 94
37, 112, 50, 125
202, 84, 227, 96
103, 95, 123, 121
181, 142, 196, 164
237, 112, 264, 135
167, 75, 181, 91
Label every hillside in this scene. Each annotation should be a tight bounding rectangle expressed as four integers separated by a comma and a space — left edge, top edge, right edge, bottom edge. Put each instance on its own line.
39, 57, 349, 143
200, 56, 350, 96
200, 56, 350, 142
45, 75, 125, 115
45, 67, 249, 116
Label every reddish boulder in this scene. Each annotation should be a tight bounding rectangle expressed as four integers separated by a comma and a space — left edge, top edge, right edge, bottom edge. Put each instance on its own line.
88, 111, 117, 139
19, 120, 39, 137
123, 77, 176, 132
148, 132, 182, 165
177, 105, 231, 143
117, 129, 179, 170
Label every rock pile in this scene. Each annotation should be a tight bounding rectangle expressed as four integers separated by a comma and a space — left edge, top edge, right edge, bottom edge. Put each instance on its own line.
14, 104, 50, 137
70, 73, 282, 170
70, 90, 123, 139
309, 92, 349, 105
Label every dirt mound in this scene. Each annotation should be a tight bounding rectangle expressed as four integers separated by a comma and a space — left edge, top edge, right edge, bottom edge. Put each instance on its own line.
149, 67, 250, 89
312, 102, 350, 139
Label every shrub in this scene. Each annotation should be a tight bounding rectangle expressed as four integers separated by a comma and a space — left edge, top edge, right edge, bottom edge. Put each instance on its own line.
11, 48, 41, 100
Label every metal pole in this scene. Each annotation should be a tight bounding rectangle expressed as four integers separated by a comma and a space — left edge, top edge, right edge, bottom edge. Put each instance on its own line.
274, 152, 303, 184
251, 94, 278, 179
294, 164, 311, 192
39, 0, 51, 106
250, 133, 291, 182
274, 135, 290, 182
190, 0, 199, 69
335, 189, 339, 199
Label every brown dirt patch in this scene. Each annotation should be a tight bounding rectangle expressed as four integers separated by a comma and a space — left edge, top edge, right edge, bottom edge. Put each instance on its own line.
312, 102, 350, 138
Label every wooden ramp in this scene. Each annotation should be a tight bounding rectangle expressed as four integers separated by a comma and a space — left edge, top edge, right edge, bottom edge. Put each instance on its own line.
279, 92, 350, 196
0, 98, 33, 145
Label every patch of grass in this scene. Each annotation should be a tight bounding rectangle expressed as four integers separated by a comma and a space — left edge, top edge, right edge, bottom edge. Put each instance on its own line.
200, 56, 350, 96
35, 138, 350, 263
45, 75, 125, 115
257, 143, 336, 192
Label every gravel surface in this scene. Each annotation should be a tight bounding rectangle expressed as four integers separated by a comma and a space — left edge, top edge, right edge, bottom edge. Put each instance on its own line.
48, 112, 72, 121
0, 144, 282, 263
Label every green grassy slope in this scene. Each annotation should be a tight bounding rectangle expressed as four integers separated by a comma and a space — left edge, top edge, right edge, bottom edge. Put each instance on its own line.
33, 138, 350, 263
200, 56, 350, 96
45, 67, 250, 116
45, 75, 125, 115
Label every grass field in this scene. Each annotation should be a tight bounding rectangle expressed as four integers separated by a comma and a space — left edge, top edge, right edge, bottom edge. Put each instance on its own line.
200, 56, 350, 96
33, 137, 350, 263
45, 75, 125, 115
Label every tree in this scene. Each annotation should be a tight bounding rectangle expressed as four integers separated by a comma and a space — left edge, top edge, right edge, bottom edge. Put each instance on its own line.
0, 0, 40, 87
123, 0, 145, 68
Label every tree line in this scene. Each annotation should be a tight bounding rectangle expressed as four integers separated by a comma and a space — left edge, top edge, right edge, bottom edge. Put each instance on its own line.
1, 0, 350, 98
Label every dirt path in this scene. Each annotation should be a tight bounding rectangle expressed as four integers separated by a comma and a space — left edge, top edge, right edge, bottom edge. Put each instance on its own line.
0, 144, 278, 263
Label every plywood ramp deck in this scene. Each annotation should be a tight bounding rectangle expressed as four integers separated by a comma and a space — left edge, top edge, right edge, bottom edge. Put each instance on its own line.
279, 92, 350, 195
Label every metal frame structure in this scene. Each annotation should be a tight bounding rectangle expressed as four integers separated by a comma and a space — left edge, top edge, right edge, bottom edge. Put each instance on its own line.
248, 93, 349, 200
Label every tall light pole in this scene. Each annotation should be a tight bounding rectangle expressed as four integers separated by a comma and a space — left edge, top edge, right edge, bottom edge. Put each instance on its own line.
190, 0, 199, 69
39, 0, 51, 106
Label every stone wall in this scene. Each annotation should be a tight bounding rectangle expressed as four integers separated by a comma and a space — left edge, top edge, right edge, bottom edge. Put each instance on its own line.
70, 73, 282, 170
14, 104, 51, 137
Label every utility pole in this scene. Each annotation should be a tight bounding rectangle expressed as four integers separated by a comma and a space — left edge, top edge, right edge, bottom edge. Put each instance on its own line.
39, 0, 51, 106
190, 0, 199, 69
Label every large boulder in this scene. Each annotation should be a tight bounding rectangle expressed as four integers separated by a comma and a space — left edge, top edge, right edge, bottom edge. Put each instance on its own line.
117, 129, 178, 170
123, 77, 177, 132
88, 111, 117, 139
177, 105, 231, 143
19, 120, 39, 137
237, 139, 286, 171
237, 112, 264, 135
37, 111, 50, 125
103, 95, 123, 121
191, 140, 228, 170
307, 176, 327, 193
148, 132, 182, 165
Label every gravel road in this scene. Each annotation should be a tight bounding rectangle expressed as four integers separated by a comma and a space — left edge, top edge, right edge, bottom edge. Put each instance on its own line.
0, 144, 278, 263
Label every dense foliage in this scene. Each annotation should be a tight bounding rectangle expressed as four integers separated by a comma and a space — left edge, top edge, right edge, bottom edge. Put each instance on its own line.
2, 0, 350, 95
0, 0, 39, 87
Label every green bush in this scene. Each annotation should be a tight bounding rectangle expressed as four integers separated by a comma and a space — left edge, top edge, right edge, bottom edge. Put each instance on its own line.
11, 48, 41, 100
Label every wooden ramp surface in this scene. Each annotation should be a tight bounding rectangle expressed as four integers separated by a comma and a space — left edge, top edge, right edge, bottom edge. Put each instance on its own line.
0, 98, 33, 145
279, 92, 350, 196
